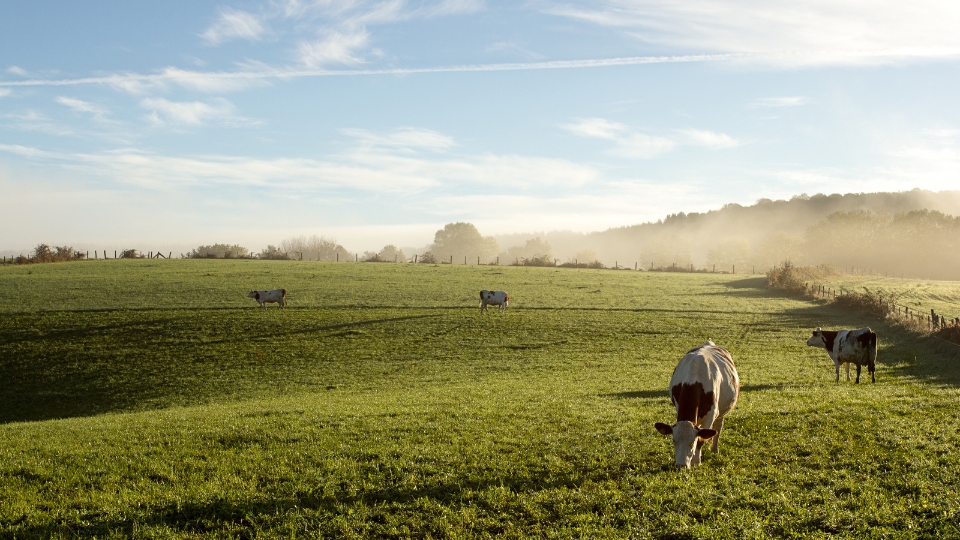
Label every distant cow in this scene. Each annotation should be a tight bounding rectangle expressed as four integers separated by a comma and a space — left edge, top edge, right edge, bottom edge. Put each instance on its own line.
248, 288, 286, 309
479, 290, 510, 313
655, 340, 740, 469
806, 327, 877, 383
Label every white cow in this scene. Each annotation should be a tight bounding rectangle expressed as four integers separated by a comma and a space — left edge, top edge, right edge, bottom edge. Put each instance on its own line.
248, 288, 286, 309
655, 340, 740, 469
479, 290, 510, 313
806, 327, 877, 383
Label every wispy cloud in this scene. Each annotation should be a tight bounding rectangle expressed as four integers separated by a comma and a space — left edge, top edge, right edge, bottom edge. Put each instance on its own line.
0, 88, 10, 98
56, 96, 110, 121
562, 118, 675, 158
140, 97, 243, 126
542, 0, 960, 66
201, 8, 266, 44
0, 128, 597, 194
2, 111, 81, 137
0, 53, 739, 93
679, 129, 739, 148
748, 96, 808, 108
6, 66, 27, 76
298, 29, 371, 67
341, 127, 457, 152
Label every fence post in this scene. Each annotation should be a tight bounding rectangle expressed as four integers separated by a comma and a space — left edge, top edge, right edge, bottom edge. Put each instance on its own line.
465, 256, 467, 265
733, 264, 735, 274
356, 254, 358, 262
478, 256, 480, 265
496, 256, 499, 265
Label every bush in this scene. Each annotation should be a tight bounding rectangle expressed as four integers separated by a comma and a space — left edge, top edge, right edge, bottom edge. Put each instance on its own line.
518, 255, 555, 267
189, 244, 250, 259
14, 244, 84, 264
834, 287, 902, 319
766, 261, 839, 294
418, 252, 437, 264
258, 245, 290, 260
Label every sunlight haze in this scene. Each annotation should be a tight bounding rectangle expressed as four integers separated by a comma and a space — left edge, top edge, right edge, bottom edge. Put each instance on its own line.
3, 1, 960, 254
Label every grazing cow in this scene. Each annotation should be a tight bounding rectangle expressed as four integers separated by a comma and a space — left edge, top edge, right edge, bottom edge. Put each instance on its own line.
248, 288, 286, 309
655, 340, 740, 469
806, 327, 877, 383
479, 290, 510, 313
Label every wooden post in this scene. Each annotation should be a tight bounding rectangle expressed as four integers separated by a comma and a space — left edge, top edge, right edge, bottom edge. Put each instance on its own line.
478, 256, 480, 265
635, 262, 637, 270
114, 250, 117, 258
451, 255, 454, 264
733, 264, 735, 274
496, 256, 499, 265
414, 254, 417, 263
464, 256, 467, 265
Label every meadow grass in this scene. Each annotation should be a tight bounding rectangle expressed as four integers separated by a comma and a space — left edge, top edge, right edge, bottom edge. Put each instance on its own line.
815, 274, 960, 321
1, 261, 958, 538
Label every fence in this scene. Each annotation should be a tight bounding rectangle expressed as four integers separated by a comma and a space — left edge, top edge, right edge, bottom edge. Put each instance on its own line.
811, 284, 959, 330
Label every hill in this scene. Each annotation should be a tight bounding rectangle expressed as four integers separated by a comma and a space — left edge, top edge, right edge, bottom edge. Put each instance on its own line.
495, 189, 960, 279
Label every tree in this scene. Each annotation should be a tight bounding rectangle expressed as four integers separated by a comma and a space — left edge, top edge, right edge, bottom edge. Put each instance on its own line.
279, 235, 352, 261
378, 245, 406, 262
502, 237, 553, 263
430, 222, 499, 263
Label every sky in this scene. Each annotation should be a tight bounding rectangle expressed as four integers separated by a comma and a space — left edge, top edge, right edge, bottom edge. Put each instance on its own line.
3, 0, 960, 254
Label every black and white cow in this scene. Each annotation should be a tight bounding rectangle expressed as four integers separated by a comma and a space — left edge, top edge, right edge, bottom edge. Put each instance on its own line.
248, 288, 286, 309
655, 340, 740, 469
806, 327, 877, 383
479, 290, 509, 313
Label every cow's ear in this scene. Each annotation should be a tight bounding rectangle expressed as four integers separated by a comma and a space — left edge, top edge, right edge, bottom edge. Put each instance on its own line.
654, 422, 673, 435
697, 428, 717, 440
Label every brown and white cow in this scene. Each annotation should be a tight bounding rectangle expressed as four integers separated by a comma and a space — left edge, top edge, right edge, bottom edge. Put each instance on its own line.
248, 288, 286, 309
655, 340, 740, 469
479, 290, 510, 313
806, 327, 877, 383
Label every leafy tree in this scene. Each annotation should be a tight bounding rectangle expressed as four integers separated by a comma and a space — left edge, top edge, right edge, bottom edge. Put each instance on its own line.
430, 222, 498, 263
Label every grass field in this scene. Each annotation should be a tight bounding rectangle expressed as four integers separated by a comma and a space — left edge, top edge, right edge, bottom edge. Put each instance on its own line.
1, 260, 959, 538
816, 274, 960, 322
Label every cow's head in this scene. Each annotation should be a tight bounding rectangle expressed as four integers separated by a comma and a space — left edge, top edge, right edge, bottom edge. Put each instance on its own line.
806, 327, 825, 348
655, 421, 717, 469
247, 290, 257, 299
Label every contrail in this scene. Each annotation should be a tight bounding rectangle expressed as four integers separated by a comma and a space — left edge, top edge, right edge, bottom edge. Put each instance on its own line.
0, 54, 742, 88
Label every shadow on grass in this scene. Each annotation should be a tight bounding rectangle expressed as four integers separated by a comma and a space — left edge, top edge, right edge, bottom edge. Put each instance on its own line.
602, 383, 797, 402
781, 302, 960, 388
0, 313, 441, 424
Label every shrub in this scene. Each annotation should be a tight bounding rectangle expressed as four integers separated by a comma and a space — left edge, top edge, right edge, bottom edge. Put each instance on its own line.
518, 255, 555, 267
189, 244, 250, 259
418, 252, 437, 264
258, 245, 290, 260
834, 287, 903, 319
766, 261, 839, 294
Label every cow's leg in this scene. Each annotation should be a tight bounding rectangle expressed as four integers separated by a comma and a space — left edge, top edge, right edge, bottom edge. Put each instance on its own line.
845, 362, 851, 381
835, 360, 841, 382
710, 416, 725, 454
855, 363, 862, 384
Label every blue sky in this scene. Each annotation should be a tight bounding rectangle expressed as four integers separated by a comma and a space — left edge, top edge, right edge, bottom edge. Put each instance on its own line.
3, 1, 960, 254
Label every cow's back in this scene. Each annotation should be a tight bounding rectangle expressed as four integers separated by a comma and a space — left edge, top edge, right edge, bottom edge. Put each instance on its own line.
670, 345, 739, 417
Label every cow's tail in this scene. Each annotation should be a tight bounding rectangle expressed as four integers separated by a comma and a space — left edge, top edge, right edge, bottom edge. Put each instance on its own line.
868, 332, 878, 375
281, 288, 287, 297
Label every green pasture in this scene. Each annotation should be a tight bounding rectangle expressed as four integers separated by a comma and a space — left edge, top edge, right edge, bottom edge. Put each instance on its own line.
1, 261, 958, 538
817, 274, 960, 321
